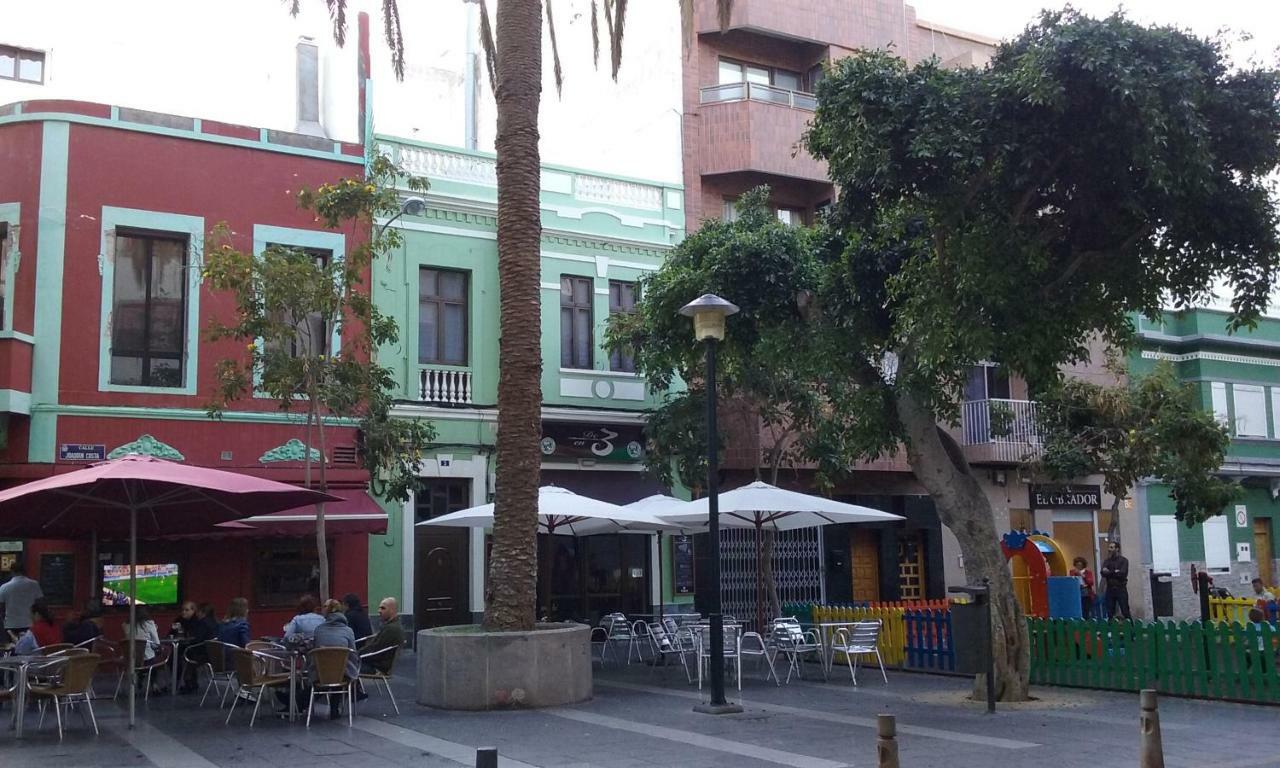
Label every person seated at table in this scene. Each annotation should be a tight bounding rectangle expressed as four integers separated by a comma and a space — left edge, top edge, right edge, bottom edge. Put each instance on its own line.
312, 599, 359, 718
131, 606, 161, 662
28, 599, 61, 648
342, 593, 373, 640
179, 602, 221, 693
283, 594, 324, 641
361, 597, 404, 674
62, 599, 104, 646
217, 597, 251, 648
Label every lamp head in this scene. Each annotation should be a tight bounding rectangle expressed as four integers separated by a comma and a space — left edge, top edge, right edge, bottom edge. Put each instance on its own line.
400, 196, 427, 216
679, 293, 739, 342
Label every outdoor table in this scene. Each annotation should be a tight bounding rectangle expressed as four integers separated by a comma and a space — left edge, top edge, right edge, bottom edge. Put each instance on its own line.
0, 654, 43, 738
163, 638, 185, 700
257, 648, 303, 722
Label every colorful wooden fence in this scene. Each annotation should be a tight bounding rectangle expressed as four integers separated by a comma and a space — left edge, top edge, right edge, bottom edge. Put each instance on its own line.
1210, 596, 1280, 624
904, 609, 955, 671
1028, 617, 1280, 704
783, 602, 955, 670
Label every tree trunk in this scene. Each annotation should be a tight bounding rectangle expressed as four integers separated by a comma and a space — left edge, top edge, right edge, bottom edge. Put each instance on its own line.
484, 0, 543, 632
895, 388, 1030, 701
315, 402, 330, 603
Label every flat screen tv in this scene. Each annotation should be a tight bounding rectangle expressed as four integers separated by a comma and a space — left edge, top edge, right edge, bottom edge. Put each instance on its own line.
101, 563, 179, 607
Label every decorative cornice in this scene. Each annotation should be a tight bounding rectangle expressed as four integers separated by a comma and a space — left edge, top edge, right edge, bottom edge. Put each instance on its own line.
1141, 350, 1280, 368
108, 434, 184, 461
259, 438, 324, 464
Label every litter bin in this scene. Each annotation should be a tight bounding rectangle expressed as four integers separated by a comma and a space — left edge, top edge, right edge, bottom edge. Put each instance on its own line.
951, 601, 986, 674
1150, 572, 1174, 618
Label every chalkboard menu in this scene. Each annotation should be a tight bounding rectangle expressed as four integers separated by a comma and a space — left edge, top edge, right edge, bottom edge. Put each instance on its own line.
39, 553, 76, 606
672, 535, 695, 595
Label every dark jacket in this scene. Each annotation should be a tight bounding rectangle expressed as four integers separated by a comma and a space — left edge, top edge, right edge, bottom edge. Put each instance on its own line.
216, 617, 250, 648
363, 617, 405, 674
1101, 553, 1129, 591
62, 617, 102, 647
312, 612, 359, 680
345, 606, 373, 640
191, 614, 219, 644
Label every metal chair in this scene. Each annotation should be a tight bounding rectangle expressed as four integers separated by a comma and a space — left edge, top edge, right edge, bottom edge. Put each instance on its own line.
600, 613, 641, 665
695, 624, 742, 691
308, 647, 355, 727
194, 640, 237, 708
132, 639, 172, 700
829, 620, 888, 685
35, 643, 72, 656
89, 637, 126, 699
357, 643, 400, 715
644, 622, 692, 682
27, 653, 101, 740
739, 631, 778, 685
225, 650, 291, 727
770, 619, 826, 683
589, 626, 610, 665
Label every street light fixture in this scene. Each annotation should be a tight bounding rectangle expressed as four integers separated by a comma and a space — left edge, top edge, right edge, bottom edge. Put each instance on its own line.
375, 195, 428, 238
681, 293, 743, 715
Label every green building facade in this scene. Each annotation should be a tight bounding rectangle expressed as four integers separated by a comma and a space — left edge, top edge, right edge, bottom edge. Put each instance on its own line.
369, 137, 693, 630
1132, 309, 1280, 618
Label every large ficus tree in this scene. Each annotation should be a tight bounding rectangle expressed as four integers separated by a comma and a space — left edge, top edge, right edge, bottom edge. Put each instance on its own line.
307, 0, 734, 631
625, 10, 1280, 699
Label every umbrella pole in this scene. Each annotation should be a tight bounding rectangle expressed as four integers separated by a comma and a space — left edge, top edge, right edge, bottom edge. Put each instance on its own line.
657, 532, 664, 624
89, 530, 97, 600
755, 525, 764, 635
128, 504, 137, 729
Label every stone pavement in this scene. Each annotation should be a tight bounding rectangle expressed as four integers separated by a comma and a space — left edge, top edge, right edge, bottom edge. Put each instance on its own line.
4, 652, 1279, 767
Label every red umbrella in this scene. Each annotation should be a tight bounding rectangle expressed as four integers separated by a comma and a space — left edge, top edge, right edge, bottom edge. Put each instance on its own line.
0, 455, 339, 727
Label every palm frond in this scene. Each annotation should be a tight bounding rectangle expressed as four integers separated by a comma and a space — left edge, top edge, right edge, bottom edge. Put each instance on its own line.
478, 0, 497, 93
546, 0, 564, 97
381, 0, 405, 80
327, 0, 348, 48
288, 0, 302, 16
591, 1, 600, 69
609, 0, 627, 80
680, 0, 733, 57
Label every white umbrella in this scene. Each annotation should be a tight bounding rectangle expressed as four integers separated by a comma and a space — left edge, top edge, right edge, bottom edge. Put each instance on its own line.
621, 495, 705, 623
658, 481, 905, 629
419, 486, 674, 619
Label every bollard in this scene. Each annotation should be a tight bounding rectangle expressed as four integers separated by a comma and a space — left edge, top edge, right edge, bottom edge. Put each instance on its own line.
475, 746, 498, 768
876, 714, 899, 768
1139, 689, 1164, 768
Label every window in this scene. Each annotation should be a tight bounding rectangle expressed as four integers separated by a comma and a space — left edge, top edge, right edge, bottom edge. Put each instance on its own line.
718, 58, 803, 90
418, 268, 468, 365
254, 539, 330, 607
0, 45, 44, 84
1233, 384, 1268, 437
722, 199, 740, 222
1202, 516, 1231, 571
776, 207, 804, 226
0, 223, 7, 330
1211, 382, 1229, 425
109, 231, 188, 387
264, 246, 332, 359
560, 275, 594, 369
963, 364, 1011, 401
608, 281, 638, 373
1150, 515, 1181, 576
414, 478, 471, 523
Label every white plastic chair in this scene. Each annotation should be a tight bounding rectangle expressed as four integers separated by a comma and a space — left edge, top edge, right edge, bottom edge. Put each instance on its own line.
829, 620, 887, 685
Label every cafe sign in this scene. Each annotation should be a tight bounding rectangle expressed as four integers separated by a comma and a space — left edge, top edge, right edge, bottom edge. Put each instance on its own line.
540, 422, 644, 463
1030, 483, 1102, 510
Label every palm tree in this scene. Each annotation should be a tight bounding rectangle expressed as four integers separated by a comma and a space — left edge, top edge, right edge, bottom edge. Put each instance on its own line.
308, 0, 733, 631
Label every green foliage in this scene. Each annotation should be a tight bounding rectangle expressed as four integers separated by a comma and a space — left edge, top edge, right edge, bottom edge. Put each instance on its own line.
1036, 361, 1239, 526
204, 154, 434, 502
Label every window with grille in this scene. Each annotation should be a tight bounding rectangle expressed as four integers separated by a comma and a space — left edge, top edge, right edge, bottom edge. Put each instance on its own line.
414, 479, 471, 522
608, 280, 638, 373
560, 275, 594, 369
418, 268, 468, 365
109, 231, 188, 387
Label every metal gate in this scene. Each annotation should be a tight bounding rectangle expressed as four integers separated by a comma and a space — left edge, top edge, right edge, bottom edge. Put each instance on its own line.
720, 527, 825, 628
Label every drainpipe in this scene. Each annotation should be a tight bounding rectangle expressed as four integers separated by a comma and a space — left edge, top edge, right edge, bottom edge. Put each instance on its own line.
462, 0, 480, 150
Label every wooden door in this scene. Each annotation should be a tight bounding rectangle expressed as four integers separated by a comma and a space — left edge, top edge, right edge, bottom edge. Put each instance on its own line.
1053, 521, 1097, 573
414, 529, 470, 629
1255, 518, 1274, 586
850, 530, 880, 602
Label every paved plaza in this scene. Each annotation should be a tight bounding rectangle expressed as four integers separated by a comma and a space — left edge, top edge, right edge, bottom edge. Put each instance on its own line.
4, 654, 1279, 768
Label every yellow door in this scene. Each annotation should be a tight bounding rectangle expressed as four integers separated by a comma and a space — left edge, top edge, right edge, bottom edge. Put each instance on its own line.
1255, 518, 1274, 587
851, 530, 880, 601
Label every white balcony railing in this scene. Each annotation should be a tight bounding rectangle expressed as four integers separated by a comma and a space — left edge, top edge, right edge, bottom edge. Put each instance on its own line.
699, 82, 818, 111
961, 398, 1041, 463
419, 367, 473, 405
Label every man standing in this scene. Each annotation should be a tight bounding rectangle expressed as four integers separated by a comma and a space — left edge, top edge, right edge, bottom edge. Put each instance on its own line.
1100, 541, 1130, 619
0, 559, 43, 642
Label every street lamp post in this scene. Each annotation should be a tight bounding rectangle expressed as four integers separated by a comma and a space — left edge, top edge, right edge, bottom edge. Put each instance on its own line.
681, 294, 744, 715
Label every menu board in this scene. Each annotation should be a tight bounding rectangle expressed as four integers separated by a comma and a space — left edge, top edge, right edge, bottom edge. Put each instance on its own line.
672, 535, 695, 596
39, 553, 76, 607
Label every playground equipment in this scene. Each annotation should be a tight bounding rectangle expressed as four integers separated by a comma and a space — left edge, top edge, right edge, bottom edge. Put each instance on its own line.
1001, 530, 1081, 618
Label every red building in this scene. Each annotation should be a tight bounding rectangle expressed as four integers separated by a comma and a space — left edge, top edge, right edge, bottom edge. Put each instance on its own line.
0, 99, 383, 636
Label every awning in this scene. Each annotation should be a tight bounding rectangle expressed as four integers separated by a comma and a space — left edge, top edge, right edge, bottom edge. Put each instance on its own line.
239, 488, 387, 536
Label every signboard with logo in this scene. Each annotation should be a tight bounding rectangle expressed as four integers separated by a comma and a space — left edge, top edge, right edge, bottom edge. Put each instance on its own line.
1029, 483, 1101, 510
672, 534, 696, 595
539, 423, 644, 463
59, 443, 106, 462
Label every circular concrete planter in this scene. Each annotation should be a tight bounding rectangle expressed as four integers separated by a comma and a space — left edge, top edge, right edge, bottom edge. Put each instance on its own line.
416, 622, 592, 710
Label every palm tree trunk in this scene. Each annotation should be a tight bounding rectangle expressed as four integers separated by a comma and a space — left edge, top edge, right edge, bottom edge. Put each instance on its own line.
484, 0, 544, 632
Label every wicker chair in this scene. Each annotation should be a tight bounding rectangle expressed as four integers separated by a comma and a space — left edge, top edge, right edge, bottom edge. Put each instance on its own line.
27, 653, 101, 740
35, 643, 73, 656
225, 650, 290, 728
132, 639, 172, 700
308, 647, 355, 727
357, 643, 400, 715
191, 640, 237, 708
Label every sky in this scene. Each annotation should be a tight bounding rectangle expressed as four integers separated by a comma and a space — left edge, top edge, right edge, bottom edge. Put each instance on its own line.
910, 0, 1280, 68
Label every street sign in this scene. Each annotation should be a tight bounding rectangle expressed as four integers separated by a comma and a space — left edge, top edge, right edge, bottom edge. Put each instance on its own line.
1029, 483, 1101, 510
58, 443, 106, 461
1235, 505, 1248, 528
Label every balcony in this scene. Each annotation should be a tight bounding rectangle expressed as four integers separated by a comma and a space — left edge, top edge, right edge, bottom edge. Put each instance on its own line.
693, 0, 899, 51
697, 84, 828, 183
0, 333, 33, 414
419, 367, 473, 406
960, 399, 1042, 464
